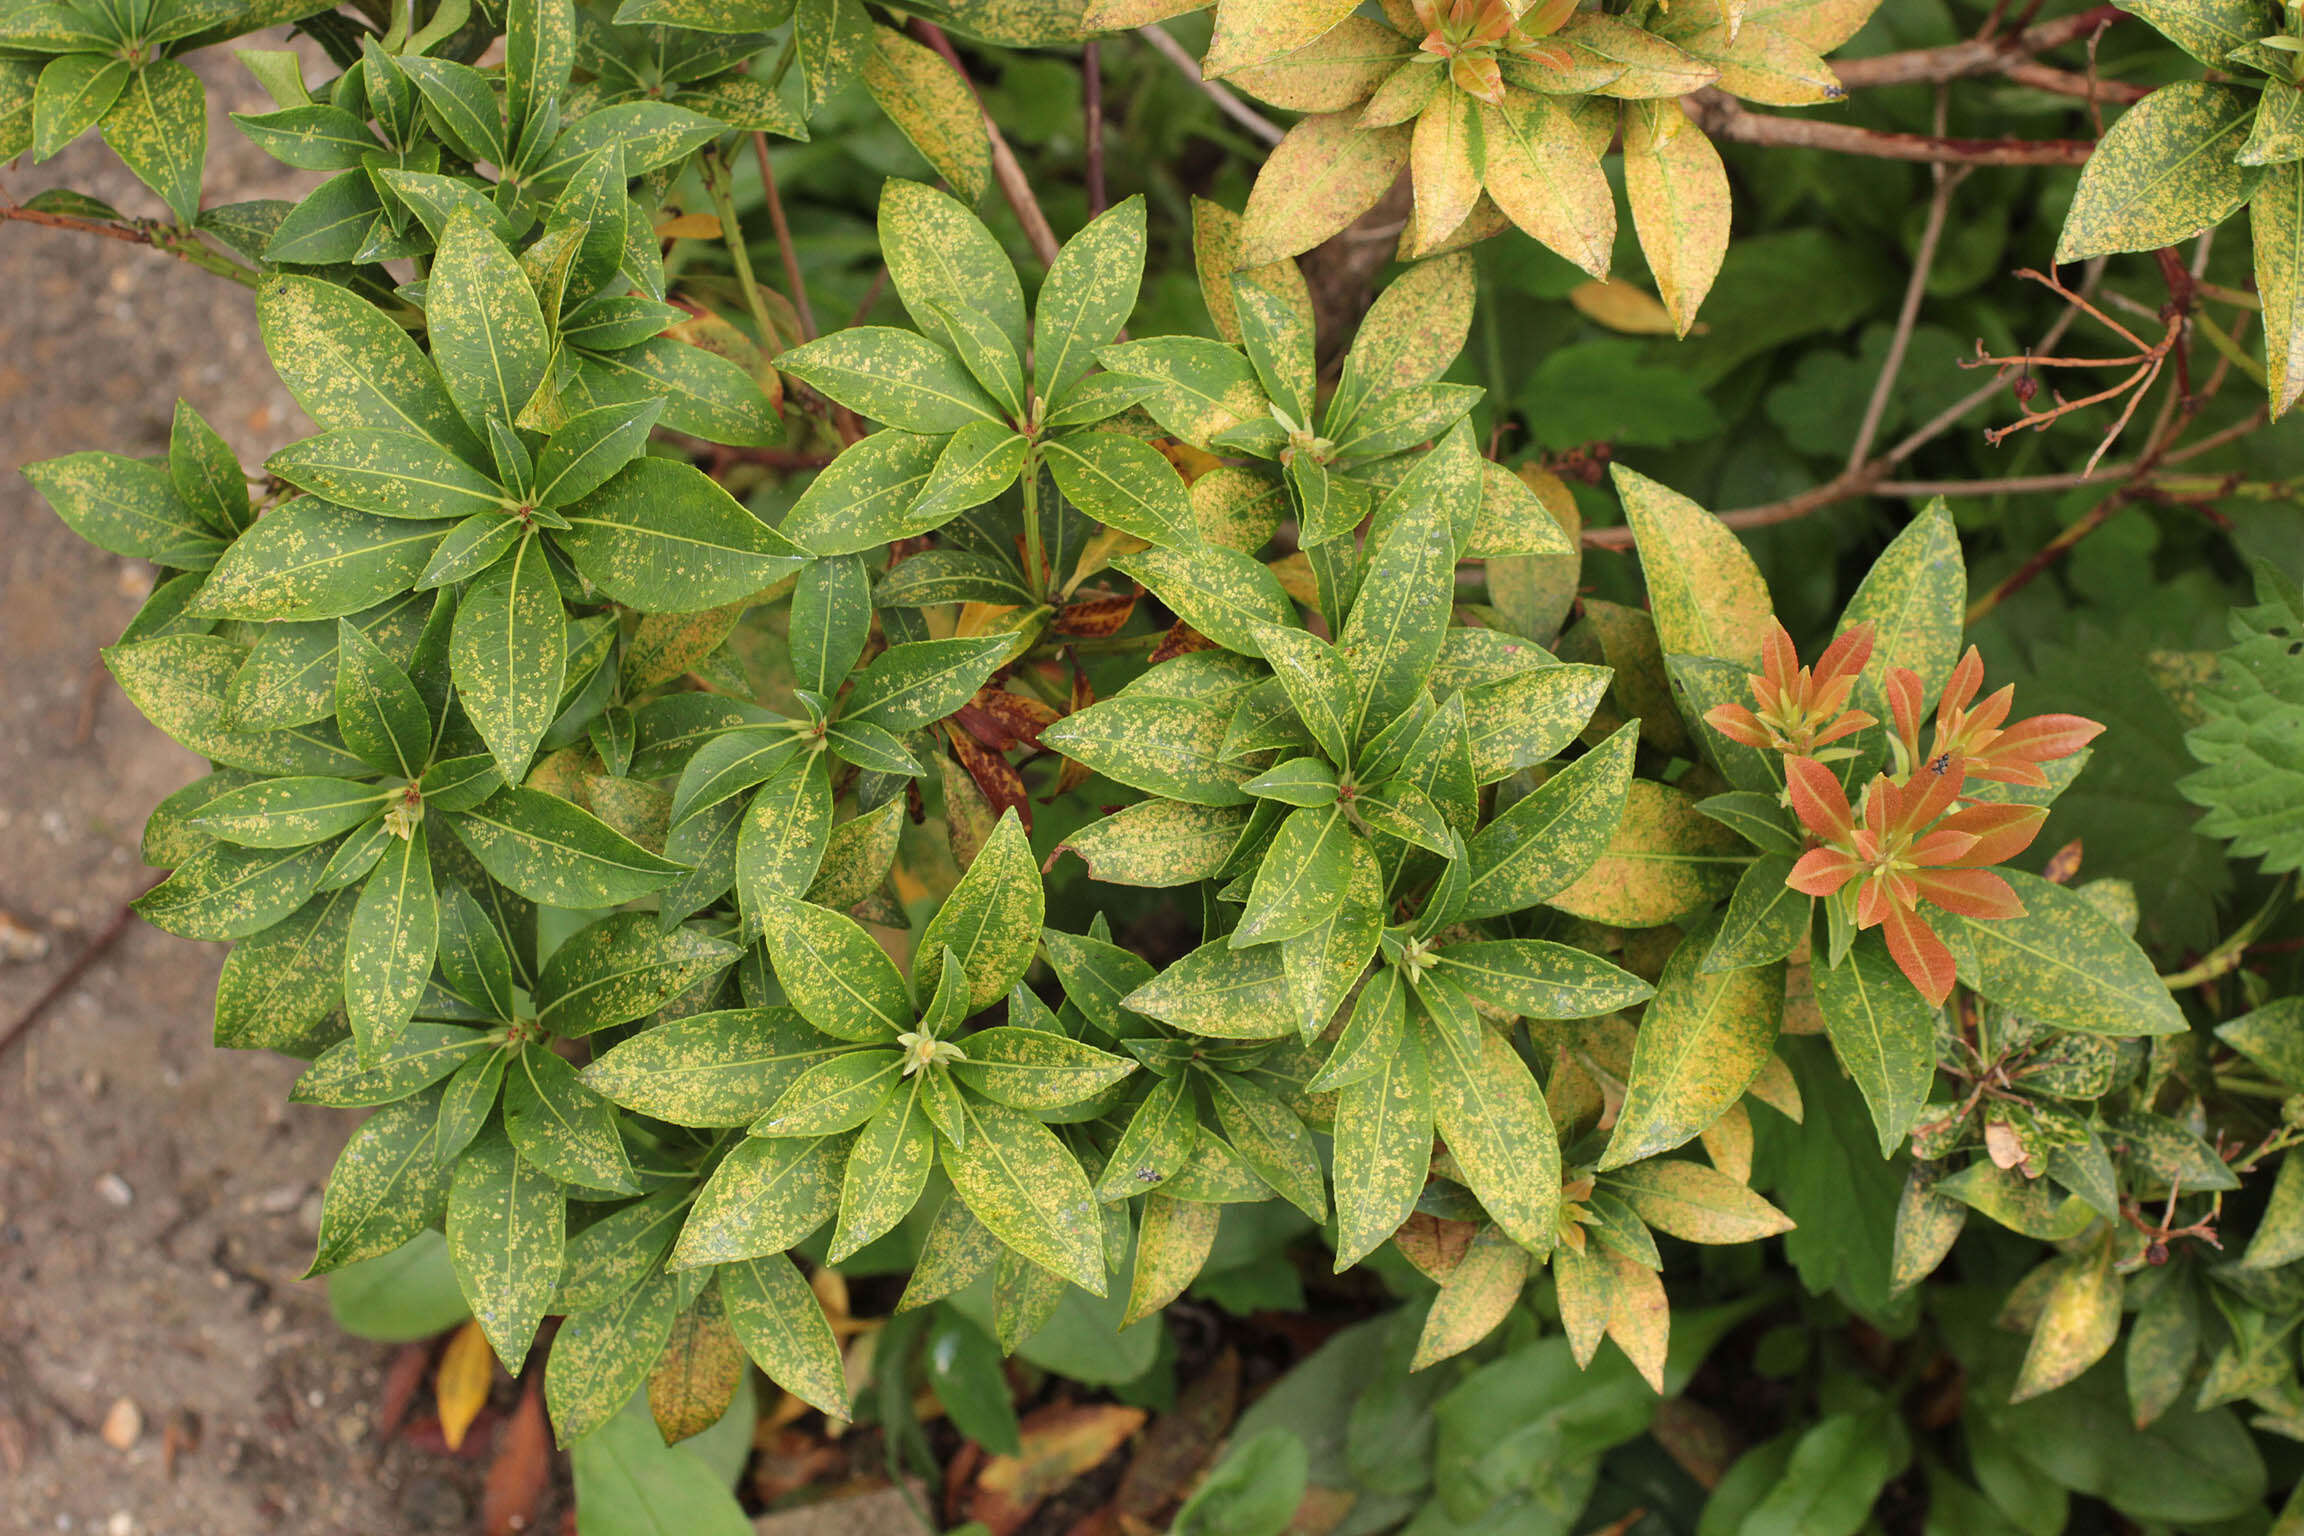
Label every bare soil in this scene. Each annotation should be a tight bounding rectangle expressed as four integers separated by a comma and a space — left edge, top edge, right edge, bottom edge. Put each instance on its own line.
0, 50, 501, 1536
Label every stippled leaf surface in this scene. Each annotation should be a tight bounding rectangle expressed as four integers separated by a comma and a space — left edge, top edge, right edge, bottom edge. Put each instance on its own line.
1812, 932, 1937, 1156
673, 1134, 844, 1268
1950, 871, 2186, 1037
917, 810, 1043, 1010
1545, 779, 1747, 928
557, 458, 806, 610
2059, 82, 2259, 262
1415, 1005, 1560, 1252
448, 789, 689, 908
754, 891, 911, 1041
258, 275, 483, 461
1615, 465, 1771, 668
191, 503, 445, 622
1462, 723, 1637, 919
1041, 694, 1255, 807
445, 1124, 566, 1371
723, 1253, 849, 1416
947, 1095, 1105, 1292
1601, 924, 1782, 1170
309, 1089, 450, 1273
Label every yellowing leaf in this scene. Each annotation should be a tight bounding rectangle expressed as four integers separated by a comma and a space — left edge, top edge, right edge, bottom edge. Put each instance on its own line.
1621, 102, 1730, 336
1204, 0, 1362, 77
1568, 279, 1684, 335
2011, 1236, 2123, 1404
437, 1317, 495, 1452
1546, 780, 1747, 928
1407, 88, 1481, 257
1239, 111, 1411, 266
1411, 1223, 1530, 1369
862, 25, 992, 203
1612, 465, 1773, 670
1480, 90, 1616, 279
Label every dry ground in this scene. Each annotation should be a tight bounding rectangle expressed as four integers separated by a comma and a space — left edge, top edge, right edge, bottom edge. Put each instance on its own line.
0, 50, 505, 1536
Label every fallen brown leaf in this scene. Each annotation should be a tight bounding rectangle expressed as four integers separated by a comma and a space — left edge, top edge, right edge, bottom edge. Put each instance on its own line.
965, 1403, 1147, 1536
481, 1381, 551, 1536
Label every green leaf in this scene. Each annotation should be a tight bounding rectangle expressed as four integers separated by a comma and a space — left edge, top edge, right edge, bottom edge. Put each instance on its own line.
925, 300, 1025, 419
396, 56, 506, 165
779, 326, 1005, 433
917, 809, 1043, 1011
572, 336, 781, 447
724, 1253, 849, 1417
673, 1134, 844, 1268
23, 449, 221, 565
1334, 503, 1453, 746
505, 1046, 640, 1193
506, 0, 575, 140
947, 1096, 1106, 1293
1034, 195, 1146, 405
951, 1027, 1137, 1109
101, 59, 203, 226
192, 777, 386, 848
2058, 82, 2260, 262
1124, 935, 1297, 1039
791, 555, 873, 698
1415, 1008, 1560, 1253
1244, 756, 1339, 809
445, 1123, 566, 1371
232, 102, 379, 169
533, 101, 722, 184
880, 176, 1027, 359
830, 1079, 935, 1260
556, 457, 806, 609
754, 891, 912, 1041
1703, 856, 1810, 976
1812, 932, 1937, 1157
1235, 804, 1354, 947
547, 1269, 678, 1445
1740, 1408, 1910, 1536
258, 274, 482, 461
1331, 1021, 1432, 1268
1949, 871, 2186, 1037
1837, 498, 1964, 706
582, 1008, 845, 1127
766, 1051, 910, 1135
534, 397, 665, 509
1117, 548, 1296, 665
668, 727, 804, 830
734, 753, 833, 936
308, 1090, 451, 1273
536, 912, 739, 1037
566, 1389, 751, 1536
1600, 926, 1783, 1170
335, 618, 431, 778
841, 633, 1018, 735
447, 788, 689, 907
346, 824, 437, 1060
1461, 722, 1638, 920
1430, 939, 1653, 1020
134, 838, 337, 941
778, 429, 947, 555
107, 632, 365, 776
267, 429, 506, 521
190, 503, 445, 622
1043, 430, 1193, 546
1614, 464, 1772, 668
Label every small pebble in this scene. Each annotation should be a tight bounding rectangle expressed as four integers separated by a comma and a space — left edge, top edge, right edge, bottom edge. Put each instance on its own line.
99, 1398, 141, 1451
95, 1174, 132, 1208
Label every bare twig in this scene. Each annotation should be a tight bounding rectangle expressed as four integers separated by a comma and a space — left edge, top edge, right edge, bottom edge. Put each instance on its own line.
749, 131, 819, 341
1683, 91, 2096, 165
910, 21, 1062, 266
1136, 24, 1286, 146
2, 200, 260, 288
1083, 39, 1107, 217
1831, 5, 2128, 90
1849, 89, 1967, 473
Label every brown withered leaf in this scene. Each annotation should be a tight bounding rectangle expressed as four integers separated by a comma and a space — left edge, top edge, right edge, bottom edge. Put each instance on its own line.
945, 724, 1031, 828
375, 1339, 432, 1441
1648, 1398, 1737, 1490
651, 1288, 747, 1445
959, 686, 1061, 752
941, 749, 1001, 869
1055, 665, 1097, 798
1110, 1350, 1241, 1525
1392, 1211, 1477, 1284
1148, 620, 1216, 665
1055, 590, 1140, 639
480, 1382, 551, 1536
2043, 838, 2084, 885
965, 1403, 1148, 1536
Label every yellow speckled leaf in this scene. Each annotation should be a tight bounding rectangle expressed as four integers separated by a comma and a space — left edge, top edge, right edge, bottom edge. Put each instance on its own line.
1407, 87, 1480, 257
1227, 17, 1414, 112
2252, 161, 2304, 417
1622, 103, 1729, 335
1481, 91, 1615, 278
1547, 780, 1747, 928
917, 808, 1043, 1010
862, 26, 990, 203
1123, 1193, 1220, 1326
1239, 111, 1411, 266
1605, 1157, 1794, 1243
724, 1253, 850, 1417
100, 59, 203, 226
1600, 924, 1782, 1170
1411, 1222, 1530, 1369
1613, 464, 1772, 669
1204, 0, 1363, 77
650, 1283, 746, 1443
1331, 1018, 1433, 1268
2011, 1235, 2122, 1404
2057, 82, 2259, 264
1416, 1006, 1560, 1252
